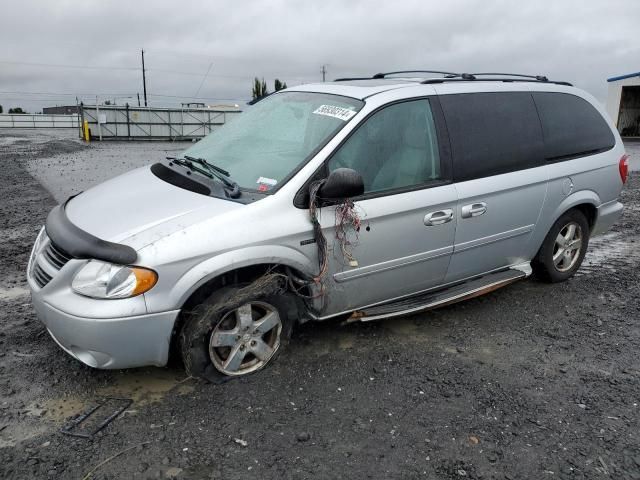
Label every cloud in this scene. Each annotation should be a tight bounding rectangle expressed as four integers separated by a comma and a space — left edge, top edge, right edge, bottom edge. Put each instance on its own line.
1, 0, 638, 112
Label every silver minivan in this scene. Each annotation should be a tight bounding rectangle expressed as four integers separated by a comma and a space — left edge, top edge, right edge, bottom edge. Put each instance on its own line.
27, 71, 628, 381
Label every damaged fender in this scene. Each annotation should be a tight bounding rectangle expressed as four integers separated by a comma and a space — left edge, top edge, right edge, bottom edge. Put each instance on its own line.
143, 245, 321, 313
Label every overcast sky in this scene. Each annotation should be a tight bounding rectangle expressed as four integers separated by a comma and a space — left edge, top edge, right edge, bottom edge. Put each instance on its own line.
1, 0, 638, 112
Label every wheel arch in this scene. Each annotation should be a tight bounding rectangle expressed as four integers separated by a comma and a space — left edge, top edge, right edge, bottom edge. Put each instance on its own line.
531, 189, 600, 260
167, 247, 319, 363
550, 189, 600, 233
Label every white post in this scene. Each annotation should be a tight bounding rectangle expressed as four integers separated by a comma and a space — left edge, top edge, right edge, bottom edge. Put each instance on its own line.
96, 96, 103, 141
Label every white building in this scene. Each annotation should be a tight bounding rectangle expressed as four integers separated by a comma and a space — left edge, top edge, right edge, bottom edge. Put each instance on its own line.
606, 72, 640, 137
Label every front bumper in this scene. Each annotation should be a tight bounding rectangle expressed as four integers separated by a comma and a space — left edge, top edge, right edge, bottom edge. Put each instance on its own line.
31, 292, 179, 369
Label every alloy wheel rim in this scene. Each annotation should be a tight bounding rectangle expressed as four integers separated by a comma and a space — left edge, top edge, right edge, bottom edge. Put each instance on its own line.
209, 301, 282, 376
552, 221, 583, 272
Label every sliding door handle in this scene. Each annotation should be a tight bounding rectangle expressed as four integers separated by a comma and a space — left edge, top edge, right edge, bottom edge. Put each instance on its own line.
424, 209, 453, 226
461, 202, 487, 218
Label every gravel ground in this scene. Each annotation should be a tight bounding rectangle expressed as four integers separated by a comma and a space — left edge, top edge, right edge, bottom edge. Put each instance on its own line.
1, 130, 640, 479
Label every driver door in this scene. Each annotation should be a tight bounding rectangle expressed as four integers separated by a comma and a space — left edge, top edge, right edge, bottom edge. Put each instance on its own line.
319, 98, 457, 315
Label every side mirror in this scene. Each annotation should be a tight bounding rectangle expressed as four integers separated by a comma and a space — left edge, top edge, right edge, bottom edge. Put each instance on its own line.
319, 168, 364, 200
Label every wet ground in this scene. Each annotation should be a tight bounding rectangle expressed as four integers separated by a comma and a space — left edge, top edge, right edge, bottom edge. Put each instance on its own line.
1, 129, 640, 479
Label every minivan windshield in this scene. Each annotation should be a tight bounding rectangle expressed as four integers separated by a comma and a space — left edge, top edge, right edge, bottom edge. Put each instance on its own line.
182, 92, 364, 192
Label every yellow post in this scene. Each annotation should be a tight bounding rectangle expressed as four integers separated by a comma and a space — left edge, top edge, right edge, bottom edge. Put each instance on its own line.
83, 120, 91, 142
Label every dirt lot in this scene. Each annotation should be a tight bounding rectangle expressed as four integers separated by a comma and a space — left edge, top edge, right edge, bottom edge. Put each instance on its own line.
1, 130, 640, 479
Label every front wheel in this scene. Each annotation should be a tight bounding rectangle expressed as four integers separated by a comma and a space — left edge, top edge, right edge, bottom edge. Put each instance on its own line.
533, 209, 590, 283
179, 285, 294, 382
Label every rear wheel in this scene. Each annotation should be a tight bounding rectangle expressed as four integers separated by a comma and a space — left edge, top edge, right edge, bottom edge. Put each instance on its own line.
179, 285, 294, 383
533, 209, 590, 283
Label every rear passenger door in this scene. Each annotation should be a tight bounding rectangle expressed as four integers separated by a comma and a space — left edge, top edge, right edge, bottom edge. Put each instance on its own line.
439, 91, 548, 282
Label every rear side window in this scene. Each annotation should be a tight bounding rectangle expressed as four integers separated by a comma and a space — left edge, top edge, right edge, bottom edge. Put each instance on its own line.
440, 92, 544, 182
532, 92, 615, 161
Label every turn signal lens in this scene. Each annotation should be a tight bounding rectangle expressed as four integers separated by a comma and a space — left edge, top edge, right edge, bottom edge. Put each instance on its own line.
619, 154, 629, 184
131, 268, 158, 296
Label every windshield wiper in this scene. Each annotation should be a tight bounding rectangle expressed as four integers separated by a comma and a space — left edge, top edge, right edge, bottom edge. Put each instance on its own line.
184, 155, 231, 177
166, 156, 241, 198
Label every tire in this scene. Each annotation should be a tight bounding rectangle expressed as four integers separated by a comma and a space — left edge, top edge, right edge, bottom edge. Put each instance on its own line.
533, 209, 590, 283
179, 284, 295, 383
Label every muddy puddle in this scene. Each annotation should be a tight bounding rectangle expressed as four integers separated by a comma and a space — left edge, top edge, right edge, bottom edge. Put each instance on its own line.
578, 232, 640, 276
39, 369, 195, 424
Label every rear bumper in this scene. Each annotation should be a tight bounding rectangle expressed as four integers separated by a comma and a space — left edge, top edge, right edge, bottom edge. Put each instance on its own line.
31, 293, 179, 369
592, 200, 623, 236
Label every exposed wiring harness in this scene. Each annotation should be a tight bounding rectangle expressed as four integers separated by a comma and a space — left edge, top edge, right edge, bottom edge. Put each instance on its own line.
334, 197, 363, 266
308, 180, 329, 285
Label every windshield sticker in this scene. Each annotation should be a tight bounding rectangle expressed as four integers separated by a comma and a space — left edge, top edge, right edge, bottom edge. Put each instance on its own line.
312, 105, 357, 121
256, 176, 277, 186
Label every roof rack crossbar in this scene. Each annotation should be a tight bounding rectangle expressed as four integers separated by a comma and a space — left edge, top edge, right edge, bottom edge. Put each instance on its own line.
333, 77, 375, 82
372, 70, 459, 79
469, 72, 549, 81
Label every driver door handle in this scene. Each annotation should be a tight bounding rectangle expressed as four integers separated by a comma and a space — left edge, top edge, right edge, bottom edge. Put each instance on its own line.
424, 209, 453, 226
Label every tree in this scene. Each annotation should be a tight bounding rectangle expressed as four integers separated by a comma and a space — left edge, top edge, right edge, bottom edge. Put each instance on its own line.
251, 77, 269, 100
8, 107, 25, 114
274, 79, 288, 91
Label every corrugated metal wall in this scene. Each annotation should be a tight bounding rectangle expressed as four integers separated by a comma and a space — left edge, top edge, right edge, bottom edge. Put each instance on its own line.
0, 114, 80, 128
80, 105, 241, 140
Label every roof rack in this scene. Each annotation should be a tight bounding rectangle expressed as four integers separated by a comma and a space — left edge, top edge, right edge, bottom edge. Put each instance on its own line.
334, 70, 572, 87
333, 76, 374, 82
372, 70, 459, 79
469, 72, 549, 81
421, 76, 573, 87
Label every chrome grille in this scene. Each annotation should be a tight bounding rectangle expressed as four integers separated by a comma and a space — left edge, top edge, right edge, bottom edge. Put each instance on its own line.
43, 241, 72, 269
32, 263, 53, 288
29, 232, 73, 289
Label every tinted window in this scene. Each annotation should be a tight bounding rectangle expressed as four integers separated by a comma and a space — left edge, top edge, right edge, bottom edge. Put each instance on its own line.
440, 92, 544, 182
532, 92, 615, 161
328, 99, 441, 194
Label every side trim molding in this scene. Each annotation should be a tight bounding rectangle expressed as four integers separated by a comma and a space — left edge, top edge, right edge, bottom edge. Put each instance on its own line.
454, 224, 534, 253
333, 245, 453, 283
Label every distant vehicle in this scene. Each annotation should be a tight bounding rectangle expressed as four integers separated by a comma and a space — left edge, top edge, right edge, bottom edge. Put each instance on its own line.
27, 71, 628, 381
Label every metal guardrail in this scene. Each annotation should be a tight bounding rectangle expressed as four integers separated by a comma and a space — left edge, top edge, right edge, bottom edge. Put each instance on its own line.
0, 114, 80, 128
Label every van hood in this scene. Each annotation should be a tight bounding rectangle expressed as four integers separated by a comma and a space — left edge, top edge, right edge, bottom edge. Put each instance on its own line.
65, 166, 244, 250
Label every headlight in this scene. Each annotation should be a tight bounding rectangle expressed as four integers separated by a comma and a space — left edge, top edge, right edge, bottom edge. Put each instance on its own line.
72, 261, 158, 299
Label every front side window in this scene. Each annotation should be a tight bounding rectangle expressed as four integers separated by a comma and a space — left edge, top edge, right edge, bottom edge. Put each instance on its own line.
328, 99, 441, 194
183, 92, 363, 192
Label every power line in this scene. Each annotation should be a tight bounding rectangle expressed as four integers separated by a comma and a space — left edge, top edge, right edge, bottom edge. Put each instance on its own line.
194, 62, 214, 97
0, 59, 321, 82
0, 60, 139, 71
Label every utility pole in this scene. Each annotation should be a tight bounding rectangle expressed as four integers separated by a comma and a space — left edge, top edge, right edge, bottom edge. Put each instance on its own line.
321, 64, 327, 82
141, 49, 148, 107
137, 93, 141, 107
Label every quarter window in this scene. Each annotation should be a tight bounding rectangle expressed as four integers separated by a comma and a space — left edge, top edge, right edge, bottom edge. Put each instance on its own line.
532, 92, 615, 161
440, 92, 544, 182
328, 99, 441, 194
